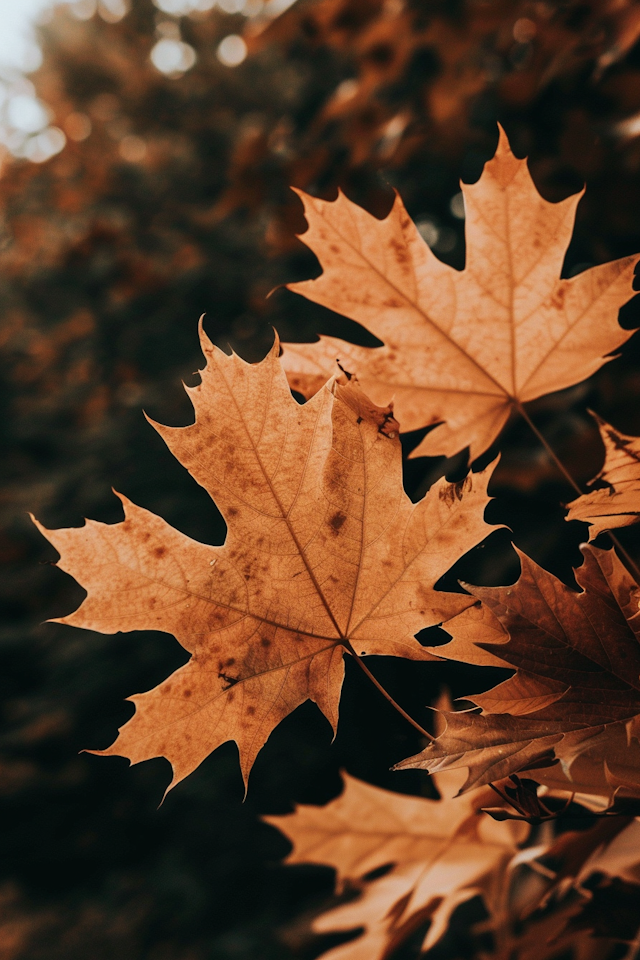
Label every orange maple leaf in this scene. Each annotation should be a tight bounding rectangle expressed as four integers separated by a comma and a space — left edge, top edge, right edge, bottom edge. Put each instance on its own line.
281, 127, 639, 460
265, 771, 528, 960
566, 414, 640, 538
33, 325, 497, 791
395, 545, 640, 795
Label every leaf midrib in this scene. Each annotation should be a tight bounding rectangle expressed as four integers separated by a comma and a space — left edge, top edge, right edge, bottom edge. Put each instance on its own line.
218, 355, 346, 641
302, 206, 513, 401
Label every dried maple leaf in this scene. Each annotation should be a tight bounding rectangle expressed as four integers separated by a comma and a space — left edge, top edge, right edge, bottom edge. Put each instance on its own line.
264, 771, 528, 960
566, 415, 640, 538
499, 720, 640, 807
395, 545, 640, 794
540, 815, 640, 897
281, 127, 639, 460
33, 325, 497, 791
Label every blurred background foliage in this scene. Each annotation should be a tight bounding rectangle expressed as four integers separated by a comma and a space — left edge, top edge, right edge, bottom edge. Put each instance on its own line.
3, 0, 640, 956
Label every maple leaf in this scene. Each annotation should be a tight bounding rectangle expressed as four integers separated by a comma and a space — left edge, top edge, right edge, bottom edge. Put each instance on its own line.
532, 818, 640, 950
566, 414, 640, 538
394, 545, 640, 794
281, 126, 639, 460
540, 815, 640, 898
33, 324, 497, 791
264, 771, 528, 960
556, 825, 640, 946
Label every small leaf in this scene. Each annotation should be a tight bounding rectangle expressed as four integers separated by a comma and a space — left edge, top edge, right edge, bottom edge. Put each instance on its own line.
567, 413, 640, 537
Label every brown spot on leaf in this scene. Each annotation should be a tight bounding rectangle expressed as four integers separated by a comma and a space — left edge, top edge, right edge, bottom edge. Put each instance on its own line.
439, 477, 470, 505
329, 511, 347, 533
218, 670, 239, 688
453, 478, 469, 500
390, 238, 409, 264
379, 412, 400, 439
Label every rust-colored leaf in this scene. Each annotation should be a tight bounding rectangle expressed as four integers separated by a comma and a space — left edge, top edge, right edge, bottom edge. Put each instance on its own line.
395, 545, 640, 794
33, 324, 497, 791
281, 127, 638, 460
265, 771, 528, 960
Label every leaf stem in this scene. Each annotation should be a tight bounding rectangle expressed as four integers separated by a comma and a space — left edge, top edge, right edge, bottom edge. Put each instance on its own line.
515, 402, 640, 583
515, 402, 582, 496
345, 642, 434, 740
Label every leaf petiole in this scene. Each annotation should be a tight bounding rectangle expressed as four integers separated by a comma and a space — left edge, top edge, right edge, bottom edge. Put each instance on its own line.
345, 641, 435, 741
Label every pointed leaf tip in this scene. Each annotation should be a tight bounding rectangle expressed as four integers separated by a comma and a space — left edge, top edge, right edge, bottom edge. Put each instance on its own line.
496, 122, 511, 154
268, 327, 281, 356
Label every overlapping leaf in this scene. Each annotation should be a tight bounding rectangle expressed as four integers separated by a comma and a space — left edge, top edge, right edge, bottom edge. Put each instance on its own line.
282, 127, 639, 460
34, 325, 497, 790
567, 415, 640, 538
265, 771, 528, 960
538, 816, 640, 947
542, 816, 640, 894
395, 545, 640, 794
270, 772, 640, 960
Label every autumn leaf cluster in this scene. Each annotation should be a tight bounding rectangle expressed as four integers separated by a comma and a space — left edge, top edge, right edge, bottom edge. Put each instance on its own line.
35, 129, 640, 958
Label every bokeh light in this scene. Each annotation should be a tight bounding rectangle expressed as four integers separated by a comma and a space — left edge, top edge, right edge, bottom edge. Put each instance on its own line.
119, 134, 147, 162
450, 193, 465, 219
22, 125, 65, 161
6, 94, 49, 133
151, 37, 197, 75
216, 34, 247, 67
63, 111, 92, 141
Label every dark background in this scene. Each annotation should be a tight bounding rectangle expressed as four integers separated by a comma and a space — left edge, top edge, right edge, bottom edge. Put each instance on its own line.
2, 0, 640, 956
